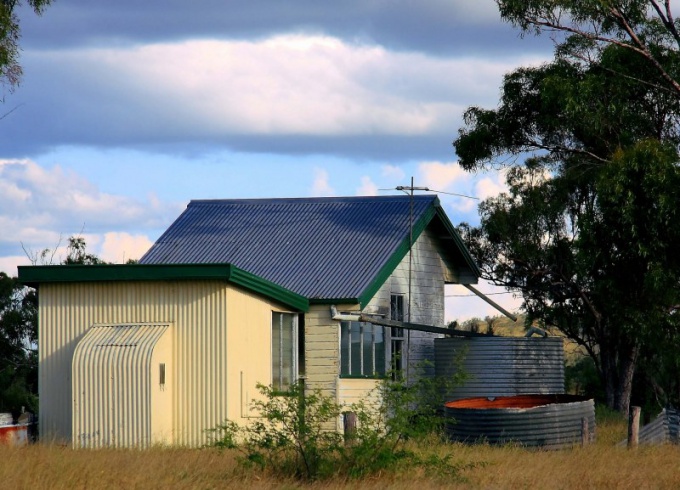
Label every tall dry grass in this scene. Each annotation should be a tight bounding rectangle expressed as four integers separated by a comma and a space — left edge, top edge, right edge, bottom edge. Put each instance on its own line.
2, 415, 679, 489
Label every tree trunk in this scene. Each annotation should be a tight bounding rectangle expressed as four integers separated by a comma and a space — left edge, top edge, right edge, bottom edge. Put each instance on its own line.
614, 346, 639, 415
601, 347, 617, 410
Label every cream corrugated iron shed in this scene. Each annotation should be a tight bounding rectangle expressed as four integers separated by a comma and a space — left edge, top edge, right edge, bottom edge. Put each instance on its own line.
20, 264, 308, 448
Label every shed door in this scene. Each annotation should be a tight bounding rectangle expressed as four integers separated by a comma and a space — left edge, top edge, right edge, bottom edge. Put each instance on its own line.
72, 323, 170, 448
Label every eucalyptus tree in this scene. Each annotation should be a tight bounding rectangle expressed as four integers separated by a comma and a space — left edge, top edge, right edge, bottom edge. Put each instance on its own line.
1, 0, 52, 91
454, 22, 680, 414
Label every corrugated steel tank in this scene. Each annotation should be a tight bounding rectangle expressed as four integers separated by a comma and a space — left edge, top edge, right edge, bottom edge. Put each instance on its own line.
444, 394, 595, 449
434, 336, 565, 401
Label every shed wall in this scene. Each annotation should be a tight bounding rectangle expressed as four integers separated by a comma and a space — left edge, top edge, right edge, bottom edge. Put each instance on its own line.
39, 280, 285, 446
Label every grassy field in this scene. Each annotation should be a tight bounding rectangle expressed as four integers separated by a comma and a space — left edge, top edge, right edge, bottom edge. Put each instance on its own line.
2, 413, 680, 489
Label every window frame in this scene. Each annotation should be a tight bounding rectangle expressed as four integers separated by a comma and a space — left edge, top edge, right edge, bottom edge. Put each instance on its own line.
390, 294, 406, 378
339, 321, 386, 378
271, 311, 299, 392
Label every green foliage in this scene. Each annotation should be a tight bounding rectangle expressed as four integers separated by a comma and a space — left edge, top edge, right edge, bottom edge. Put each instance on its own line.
0, 0, 52, 91
454, 3, 680, 414
208, 366, 466, 482
565, 356, 604, 403
63, 236, 107, 265
0, 272, 37, 415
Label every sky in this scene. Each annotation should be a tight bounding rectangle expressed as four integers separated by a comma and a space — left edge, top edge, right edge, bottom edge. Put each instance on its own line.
1, 1, 553, 322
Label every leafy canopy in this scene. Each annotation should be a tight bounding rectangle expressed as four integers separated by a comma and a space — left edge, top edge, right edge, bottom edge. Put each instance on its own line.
454, 5, 680, 413
1, 0, 52, 91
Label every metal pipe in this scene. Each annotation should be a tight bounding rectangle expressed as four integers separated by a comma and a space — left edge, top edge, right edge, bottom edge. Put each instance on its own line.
330, 305, 360, 322
462, 284, 518, 322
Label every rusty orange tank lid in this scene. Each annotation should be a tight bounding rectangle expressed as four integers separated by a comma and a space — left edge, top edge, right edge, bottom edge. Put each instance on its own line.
444, 394, 591, 410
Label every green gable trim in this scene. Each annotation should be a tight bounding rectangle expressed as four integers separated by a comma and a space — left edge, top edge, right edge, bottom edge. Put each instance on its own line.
227, 267, 309, 312
352, 197, 481, 308
356, 202, 437, 308
18, 263, 309, 312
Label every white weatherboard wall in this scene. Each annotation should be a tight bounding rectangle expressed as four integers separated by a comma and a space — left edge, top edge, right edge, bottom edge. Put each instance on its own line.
338, 227, 450, 407
39, 280, 290, 446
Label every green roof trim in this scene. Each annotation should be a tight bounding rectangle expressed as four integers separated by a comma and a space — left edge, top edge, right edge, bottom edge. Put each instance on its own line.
356, 202, 437, 308
18, 263, 309, 312
355, 197, 480, 308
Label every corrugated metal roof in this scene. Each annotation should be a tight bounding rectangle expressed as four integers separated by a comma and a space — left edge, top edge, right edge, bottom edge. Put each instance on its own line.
140, 195, 476, 301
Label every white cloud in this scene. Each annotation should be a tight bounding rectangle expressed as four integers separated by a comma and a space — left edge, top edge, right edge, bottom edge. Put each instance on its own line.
98, 232, 154, 263
356, 176, 378, 196
0, 159, 178, 274
311, 167, 335, 196
418, 161, 469, 190
24, 35, 545, 142
476, 169, 509, 200
0, 255, 31, 277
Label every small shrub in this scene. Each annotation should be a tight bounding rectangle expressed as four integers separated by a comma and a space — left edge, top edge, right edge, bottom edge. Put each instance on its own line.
208, 365, 466, 481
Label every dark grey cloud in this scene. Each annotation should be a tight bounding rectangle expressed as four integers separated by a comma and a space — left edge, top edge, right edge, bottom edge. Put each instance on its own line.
3, 1, 553, 161
17, 0, 550, 57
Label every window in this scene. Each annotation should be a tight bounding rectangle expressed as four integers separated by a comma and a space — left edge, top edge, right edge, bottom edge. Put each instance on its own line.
340, 321, 385, 377
272, 312, 298, 391
390, 294, 405, 377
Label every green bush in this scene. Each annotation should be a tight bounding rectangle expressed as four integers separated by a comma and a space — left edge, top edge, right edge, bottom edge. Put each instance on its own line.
208, 364, 466, 481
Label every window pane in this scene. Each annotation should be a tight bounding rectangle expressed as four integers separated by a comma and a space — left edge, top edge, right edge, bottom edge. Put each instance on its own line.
363, 325, 373, 375
281, 313, 295, 388
390, 295, 404, 321
350, 322, 362, 376
374, 326, 385, 376
272, 312, 296, 391
272, 312, 282, 390
340, 322, 350, 375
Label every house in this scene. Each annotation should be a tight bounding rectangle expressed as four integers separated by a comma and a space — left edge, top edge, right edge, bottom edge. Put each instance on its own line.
18, 195, 480, 448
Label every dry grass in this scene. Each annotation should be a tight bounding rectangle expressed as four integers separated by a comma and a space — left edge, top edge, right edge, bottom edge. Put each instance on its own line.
3, 416, 680, 489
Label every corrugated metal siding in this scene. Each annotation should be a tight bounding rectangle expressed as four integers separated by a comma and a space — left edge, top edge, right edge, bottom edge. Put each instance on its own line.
39, 280, 284, 447
434, 337, 565, 401
139, 196, 435, 300
444, 395, 595, 449
622, 408, 680, 446
39, 282, 178, 442
72, 323, 170, 448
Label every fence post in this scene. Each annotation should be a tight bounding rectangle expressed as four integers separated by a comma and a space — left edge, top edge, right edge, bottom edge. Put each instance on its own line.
628, 406, 641, 449
343, 411, 357, 444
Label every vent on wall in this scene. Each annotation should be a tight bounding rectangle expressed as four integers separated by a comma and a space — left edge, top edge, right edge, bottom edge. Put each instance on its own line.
159, 363, 166, 386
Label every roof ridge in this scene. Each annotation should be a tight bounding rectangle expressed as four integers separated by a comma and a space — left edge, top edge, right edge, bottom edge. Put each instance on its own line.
188, 194, 437, 205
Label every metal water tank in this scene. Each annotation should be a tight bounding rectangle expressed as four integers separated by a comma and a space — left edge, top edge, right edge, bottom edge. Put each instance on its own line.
444, 394, 595, 449
434, 336, 565, 401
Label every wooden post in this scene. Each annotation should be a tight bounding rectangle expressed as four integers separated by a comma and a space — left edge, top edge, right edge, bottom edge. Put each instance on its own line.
581, 417, 589, 447
628, 406, 641, 449
343, 411, 357, 444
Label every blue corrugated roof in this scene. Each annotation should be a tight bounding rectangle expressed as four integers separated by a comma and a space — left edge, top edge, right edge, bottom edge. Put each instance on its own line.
140, 195, 478, 303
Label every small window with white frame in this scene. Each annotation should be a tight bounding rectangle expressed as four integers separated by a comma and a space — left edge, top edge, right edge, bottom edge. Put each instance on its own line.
272, 311, 298, 391
340, 321, 386, 377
